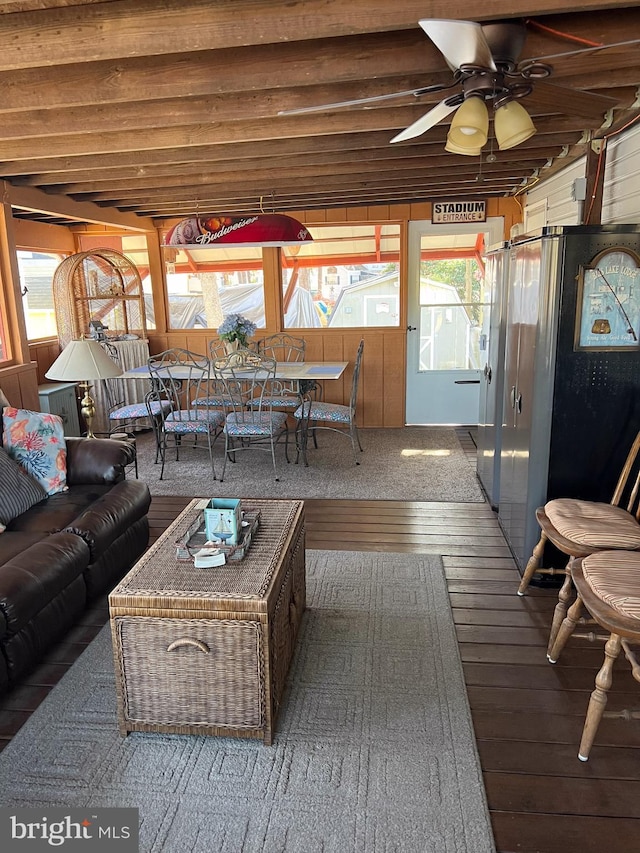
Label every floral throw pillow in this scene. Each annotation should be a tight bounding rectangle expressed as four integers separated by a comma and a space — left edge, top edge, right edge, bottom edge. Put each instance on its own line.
2, 407, 68, 495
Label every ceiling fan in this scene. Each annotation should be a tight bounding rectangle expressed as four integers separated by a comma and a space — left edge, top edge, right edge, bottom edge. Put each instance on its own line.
279, 19, 640, 154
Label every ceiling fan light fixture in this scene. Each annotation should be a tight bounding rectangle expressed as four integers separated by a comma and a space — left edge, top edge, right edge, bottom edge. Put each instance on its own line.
447, 96, 489, 147
494, 100, 536, 150
444, 137, 483, 157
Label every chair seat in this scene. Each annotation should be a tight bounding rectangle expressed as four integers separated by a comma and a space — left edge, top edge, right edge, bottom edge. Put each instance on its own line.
544, 498, 640, 549
248, 395, 298, 409
192, 395, 234, 408
165, 409, 225, 434
294, 401, 351, 423
225, 411, 288, 436
581, 550, 640, 620
110, 400, 171, 420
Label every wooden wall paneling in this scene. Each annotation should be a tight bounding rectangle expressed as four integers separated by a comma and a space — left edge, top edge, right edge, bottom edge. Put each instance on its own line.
360, 331, 384, 427
0, 362, 39, 409
381, 331, 405, 428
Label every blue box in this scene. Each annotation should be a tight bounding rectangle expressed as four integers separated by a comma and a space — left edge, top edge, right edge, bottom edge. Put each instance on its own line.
203, 498, 242, 545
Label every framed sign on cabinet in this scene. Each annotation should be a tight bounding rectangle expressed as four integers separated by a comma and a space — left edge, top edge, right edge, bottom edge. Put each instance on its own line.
574, 246, 640, 351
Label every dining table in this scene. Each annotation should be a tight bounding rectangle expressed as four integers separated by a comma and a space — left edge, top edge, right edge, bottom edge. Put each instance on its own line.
119, 360, 349, 466
119, 361, 348, 383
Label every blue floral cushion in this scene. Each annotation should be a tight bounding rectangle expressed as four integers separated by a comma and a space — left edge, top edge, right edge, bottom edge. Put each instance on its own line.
2, 406, 68, 495
164, 409, 225, 434
225, 411, 288, 436
110, 400, 171, 420
294, 401, 351, 423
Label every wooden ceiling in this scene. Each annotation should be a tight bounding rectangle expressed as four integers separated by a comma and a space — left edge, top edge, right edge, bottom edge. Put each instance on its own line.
2, 0, 640, 225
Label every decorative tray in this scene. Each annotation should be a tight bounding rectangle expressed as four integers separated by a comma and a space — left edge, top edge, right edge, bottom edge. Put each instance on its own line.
175, 509, 261, 564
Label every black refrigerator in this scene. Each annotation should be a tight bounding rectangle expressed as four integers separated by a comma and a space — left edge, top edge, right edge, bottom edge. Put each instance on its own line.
497, 224, 640, 571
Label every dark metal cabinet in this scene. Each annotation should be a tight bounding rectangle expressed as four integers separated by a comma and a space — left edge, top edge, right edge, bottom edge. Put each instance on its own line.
497, 225, 640, 571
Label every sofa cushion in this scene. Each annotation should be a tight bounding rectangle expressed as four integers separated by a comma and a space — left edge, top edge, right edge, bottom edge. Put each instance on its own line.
63, 479, 151, 562
65, 436, 135, 485
6, 484, 114, 537
0, 446, 47, 532
2, 407, 67, 495
0, 532, 89, 634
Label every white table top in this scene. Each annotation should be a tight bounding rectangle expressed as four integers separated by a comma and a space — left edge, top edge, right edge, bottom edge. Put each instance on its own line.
120, 361, 348, 381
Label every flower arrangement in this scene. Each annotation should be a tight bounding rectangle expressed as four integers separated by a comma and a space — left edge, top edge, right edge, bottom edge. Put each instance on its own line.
217, 313, 257, 347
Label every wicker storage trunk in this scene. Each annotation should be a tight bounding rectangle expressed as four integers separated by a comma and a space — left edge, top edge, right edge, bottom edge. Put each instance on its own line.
109, 499, 305, 745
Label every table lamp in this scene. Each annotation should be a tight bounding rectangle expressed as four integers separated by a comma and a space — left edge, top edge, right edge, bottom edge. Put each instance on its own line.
45, 338, 122, 438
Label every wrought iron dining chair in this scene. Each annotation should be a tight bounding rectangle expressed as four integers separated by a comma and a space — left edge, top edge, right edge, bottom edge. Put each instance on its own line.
293, 339, 364, 466
250, 333, 306, 412
518, 428, 640, 660
147, 348, 225, 480
214, 352, 290, 481
547, 550, 640, 761
99, 341, 173, 476
190, 339, 239, 410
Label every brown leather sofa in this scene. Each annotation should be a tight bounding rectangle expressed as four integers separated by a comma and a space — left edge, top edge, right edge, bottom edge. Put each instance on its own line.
0, 437, 151, 692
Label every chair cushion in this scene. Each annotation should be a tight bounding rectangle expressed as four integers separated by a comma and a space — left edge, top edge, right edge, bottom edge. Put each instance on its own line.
544, 498, 640, 549
164, 409, 225, 434
110, 400, 171, 419
294, 401, 351, 423
224, 411, 288, 436
249, 396, 298, 409
581, 550, 640, 621
2, 407, 67, 495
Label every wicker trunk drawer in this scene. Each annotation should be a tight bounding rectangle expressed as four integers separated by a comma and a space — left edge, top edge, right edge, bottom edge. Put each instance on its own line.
109, 499, 305, 745
112, 616, 264, 731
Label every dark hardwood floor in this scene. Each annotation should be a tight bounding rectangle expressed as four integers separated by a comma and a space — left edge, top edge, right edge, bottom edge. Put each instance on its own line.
1, 430, 638, 852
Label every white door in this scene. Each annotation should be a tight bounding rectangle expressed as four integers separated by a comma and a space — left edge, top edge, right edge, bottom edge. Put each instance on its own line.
406, 218, 504, 425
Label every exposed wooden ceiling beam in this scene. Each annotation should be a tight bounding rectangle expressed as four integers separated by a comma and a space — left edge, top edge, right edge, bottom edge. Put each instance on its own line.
0, 1, 635, 71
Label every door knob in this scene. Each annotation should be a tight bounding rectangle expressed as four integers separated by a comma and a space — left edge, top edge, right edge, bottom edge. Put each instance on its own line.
407, 325, 417, 331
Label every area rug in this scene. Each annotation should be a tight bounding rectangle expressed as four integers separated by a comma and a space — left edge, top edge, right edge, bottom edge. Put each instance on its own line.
134, 426, 485, 503
0, 551, 494, 852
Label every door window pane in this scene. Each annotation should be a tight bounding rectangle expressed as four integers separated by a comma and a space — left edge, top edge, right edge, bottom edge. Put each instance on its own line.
418, 257, 487, 370
282, 224, 400, 328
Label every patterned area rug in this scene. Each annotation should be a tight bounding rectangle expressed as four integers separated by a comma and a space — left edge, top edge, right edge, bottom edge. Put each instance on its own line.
0, 551, 494, 853
134, 426, 485, 503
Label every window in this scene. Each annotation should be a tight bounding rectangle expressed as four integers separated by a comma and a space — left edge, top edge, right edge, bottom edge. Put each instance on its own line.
18, 251, 63, 340
161, 245, 266, 331
418, 257, 487, 370
282, 224, 401, 328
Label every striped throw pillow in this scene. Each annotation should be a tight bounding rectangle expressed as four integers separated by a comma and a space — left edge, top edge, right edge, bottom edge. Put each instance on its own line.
0, 446, 47, 533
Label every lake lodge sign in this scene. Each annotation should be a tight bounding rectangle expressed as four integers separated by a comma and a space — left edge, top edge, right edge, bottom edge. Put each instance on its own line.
432, 200, 487, 224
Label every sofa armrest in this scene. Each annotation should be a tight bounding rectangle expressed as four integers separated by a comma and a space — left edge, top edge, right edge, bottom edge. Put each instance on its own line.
65, 437, 135, 486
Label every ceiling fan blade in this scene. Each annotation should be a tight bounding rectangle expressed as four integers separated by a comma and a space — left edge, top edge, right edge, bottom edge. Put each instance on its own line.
390, 99, 460, 144
277, 83, 451, 117
419, 19, 497, 72
527, 81, 619, 119
520, 37, 640, 68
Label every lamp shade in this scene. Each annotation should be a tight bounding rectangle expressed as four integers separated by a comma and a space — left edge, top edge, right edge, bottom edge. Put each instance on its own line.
45, 339, 122, 382
494, 100, 536, 150
447, 97, 489, 149
445, 137, 483, 157
163, 213, 314, 249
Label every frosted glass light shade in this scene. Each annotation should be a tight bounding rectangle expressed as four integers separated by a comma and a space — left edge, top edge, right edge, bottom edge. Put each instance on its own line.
494, 100, 536, 150
445, 137, 483, 156
447, 97, 489, 148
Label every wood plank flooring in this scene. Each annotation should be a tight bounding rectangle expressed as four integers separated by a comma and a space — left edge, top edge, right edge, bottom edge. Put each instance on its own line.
0, 430, 638, 852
